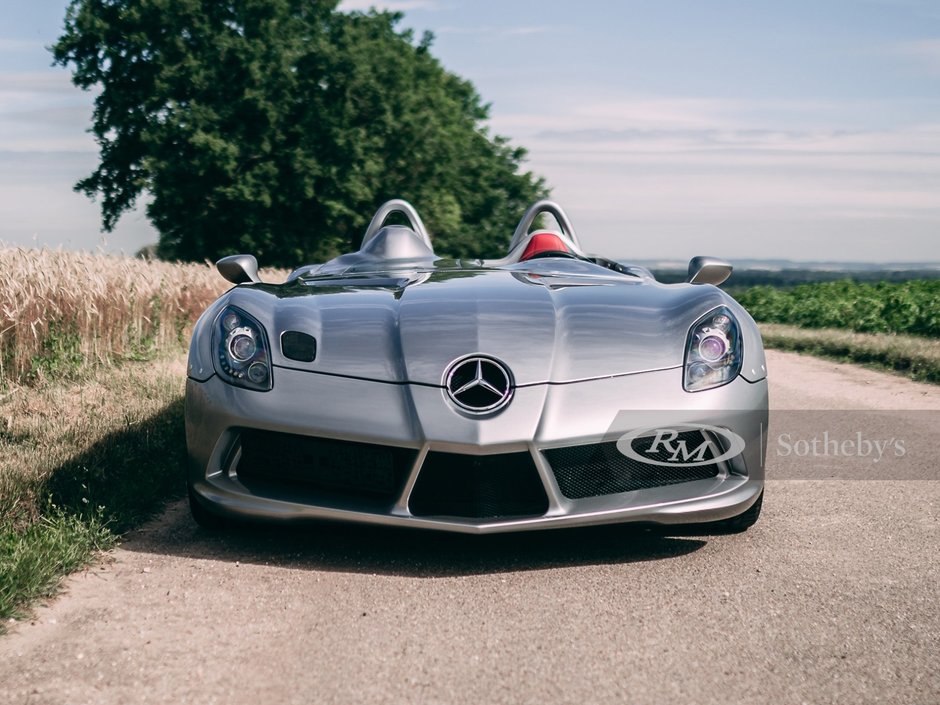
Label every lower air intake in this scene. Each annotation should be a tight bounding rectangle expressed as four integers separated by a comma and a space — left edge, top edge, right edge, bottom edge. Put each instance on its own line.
544, 430, 721, 500
236, 430, 415, 500
409, 451, 549, 519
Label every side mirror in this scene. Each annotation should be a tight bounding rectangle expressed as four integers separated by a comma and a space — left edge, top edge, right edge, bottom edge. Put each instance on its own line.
687, 256, 732, 286
216, 254, 261, 285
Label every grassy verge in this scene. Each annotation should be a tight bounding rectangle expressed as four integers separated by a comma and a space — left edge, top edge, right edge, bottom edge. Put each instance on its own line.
760, 324, 940, 384
0, 355, 187, 629
0, 248, 292, 631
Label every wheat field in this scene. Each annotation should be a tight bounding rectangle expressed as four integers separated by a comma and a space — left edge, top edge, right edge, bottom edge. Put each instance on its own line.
0, 247, 267, 385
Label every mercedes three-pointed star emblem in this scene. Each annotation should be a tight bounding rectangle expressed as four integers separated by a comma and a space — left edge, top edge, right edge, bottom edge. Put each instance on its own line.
444, 356, 514, 413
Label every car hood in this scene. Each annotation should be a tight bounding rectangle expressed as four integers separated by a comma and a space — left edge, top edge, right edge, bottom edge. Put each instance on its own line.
226, 265, 728, 386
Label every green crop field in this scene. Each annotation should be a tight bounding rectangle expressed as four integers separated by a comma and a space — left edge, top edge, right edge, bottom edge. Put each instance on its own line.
730, 279, 940, 383
735, 280, 940, 338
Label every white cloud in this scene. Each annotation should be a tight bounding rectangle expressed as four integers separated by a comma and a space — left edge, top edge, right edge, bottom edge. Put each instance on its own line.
527, 125, 940, 158
861, 0, 940, 20
4, 106, 92, 128
339, 0, 442, 11
436, 25, 552, 39
0, 71, 80, 95
482, 94, 940, 260
503, 26, 549, 37
0, 38, 46, 52
486, 93, 940, 163
489, 96, 753, 137
0, 151, 157, 254
888, 38, 940, 72
0, 71, 94, 152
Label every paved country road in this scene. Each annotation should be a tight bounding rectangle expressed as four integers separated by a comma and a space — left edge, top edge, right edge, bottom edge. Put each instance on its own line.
1, 350, 937, 705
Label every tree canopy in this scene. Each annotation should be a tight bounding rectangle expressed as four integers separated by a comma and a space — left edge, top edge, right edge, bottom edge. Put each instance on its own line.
53, 0, 549, 265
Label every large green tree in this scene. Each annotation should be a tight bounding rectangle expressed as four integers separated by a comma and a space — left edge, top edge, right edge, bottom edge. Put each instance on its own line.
53, 0, 548, 265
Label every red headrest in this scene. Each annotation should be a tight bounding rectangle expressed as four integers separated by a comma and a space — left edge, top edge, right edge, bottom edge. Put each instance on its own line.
520, 231, 571, 261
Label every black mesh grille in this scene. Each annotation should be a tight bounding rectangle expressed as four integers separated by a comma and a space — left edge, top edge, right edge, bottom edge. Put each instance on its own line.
237, 430, 415, 500
544, 430, 721, 500
409, 452, 549, 519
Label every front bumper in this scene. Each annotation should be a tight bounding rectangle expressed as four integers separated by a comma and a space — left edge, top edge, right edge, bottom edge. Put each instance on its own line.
186, 366, 768, 534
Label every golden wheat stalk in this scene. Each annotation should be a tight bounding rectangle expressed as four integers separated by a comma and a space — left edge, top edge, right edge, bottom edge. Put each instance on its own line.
0, 247, 250, 385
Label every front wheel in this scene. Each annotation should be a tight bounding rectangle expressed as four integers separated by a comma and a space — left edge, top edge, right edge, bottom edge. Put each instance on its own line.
188, 485, 231, 531
707, 491, 763, 533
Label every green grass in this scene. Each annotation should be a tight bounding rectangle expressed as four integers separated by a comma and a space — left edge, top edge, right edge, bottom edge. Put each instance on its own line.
0, 356, 188, 629
0, 511, 112, 622
760, 324, 940, 384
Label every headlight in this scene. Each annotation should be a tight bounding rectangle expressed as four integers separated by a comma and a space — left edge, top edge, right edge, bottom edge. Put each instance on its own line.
683, 306, 742, 392
212, 306, 272, 391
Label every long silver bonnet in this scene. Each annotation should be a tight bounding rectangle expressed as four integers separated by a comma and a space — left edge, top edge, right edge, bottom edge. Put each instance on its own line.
188, 260, 766, 387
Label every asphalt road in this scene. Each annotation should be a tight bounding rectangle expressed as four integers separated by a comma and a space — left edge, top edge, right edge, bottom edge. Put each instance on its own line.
1, 350, 937, 705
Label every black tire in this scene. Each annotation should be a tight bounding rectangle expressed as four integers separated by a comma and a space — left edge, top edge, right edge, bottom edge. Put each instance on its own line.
188, 485, 230, 531
708, 491, 763, 533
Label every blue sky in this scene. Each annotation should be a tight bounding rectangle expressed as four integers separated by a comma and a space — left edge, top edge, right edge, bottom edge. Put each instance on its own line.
1, 0, 938, 261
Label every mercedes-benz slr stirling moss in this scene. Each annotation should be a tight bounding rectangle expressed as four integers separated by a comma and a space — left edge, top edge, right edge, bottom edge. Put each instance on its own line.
186, 199, 768, 533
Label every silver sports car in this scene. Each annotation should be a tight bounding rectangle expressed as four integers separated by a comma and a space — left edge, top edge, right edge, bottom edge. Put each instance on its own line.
186, 199, 768, 533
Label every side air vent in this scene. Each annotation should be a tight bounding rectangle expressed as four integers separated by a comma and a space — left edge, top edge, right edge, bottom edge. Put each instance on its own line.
544, 430, 721, 499
281, 331, 317, 362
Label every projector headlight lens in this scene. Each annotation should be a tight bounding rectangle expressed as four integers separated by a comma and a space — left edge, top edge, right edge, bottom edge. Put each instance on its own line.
684, 306, 742, 392
228, 331, 257, 362
213, 306, 272, 391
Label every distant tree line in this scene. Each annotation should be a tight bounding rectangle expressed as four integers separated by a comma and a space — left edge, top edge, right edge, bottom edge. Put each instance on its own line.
650, 268, 940, 287
54, 0, 548, 266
